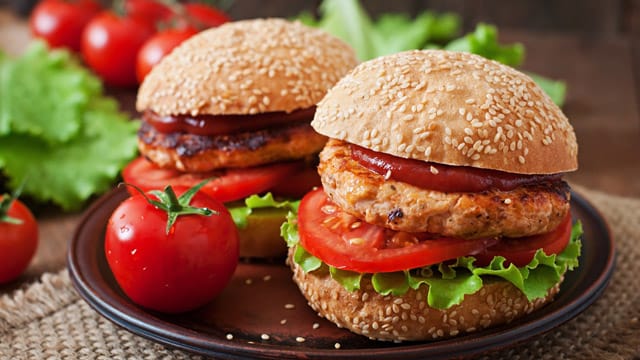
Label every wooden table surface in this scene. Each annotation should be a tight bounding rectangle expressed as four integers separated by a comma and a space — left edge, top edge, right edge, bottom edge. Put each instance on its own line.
0, 10, 639, 293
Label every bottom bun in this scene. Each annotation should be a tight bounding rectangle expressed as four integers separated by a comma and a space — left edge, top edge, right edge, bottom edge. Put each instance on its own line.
288, 246, 562, 342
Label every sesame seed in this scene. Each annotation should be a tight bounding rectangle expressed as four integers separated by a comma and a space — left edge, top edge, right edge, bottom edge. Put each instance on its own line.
321, 205, 337, 214
263, 275, 272, 281
261, 334, 270, 340
226, 334, 234, 340
334, 342, 341, 349
280, 319, 287, 325
313, 323, 320, 329
296, 337, 306, 343
245, 278, 253, 285
430, 166, 439, 175
284, 304, 295, 309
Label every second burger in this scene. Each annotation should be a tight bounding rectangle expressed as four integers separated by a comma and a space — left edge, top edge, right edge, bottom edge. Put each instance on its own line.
125, 18, 359, 258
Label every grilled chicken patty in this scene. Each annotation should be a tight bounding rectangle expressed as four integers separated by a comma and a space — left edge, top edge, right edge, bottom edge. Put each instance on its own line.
138, 121, 327, 172
319, 140, 570, 239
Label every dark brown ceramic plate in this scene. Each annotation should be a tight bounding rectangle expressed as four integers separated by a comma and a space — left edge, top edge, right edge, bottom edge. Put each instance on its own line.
68, 187, 614, 360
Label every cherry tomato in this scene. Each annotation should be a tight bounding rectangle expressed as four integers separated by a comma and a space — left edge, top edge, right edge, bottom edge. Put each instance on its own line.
81, 11, 155, 87
136, 27, 198, 83
297, 189, 571, 273
0, 193, 38, 284
29, 0, 102, 52
182, 3, 231, 29
122, 157, 303, 203
105, 184, 239, 313
124, 0, 172, 24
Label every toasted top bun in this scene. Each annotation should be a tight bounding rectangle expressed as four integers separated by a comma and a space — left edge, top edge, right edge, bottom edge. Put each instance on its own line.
312, 50, 578, 174
136, 18, 358, 116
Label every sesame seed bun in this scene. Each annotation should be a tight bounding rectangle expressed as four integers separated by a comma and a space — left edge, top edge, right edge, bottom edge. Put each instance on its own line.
311, 50, 578, 175
288, 246, 562, 342
137, 18, 359, 116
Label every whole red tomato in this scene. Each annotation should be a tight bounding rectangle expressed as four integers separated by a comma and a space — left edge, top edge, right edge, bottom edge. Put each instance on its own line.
124, 0, 173, 24
182, 3, 231, 29
0, 192, 38, 284
136, 27, 198, 83
105, 182, 239, 313
29, 0, 102, 52
81, 11, 155, 87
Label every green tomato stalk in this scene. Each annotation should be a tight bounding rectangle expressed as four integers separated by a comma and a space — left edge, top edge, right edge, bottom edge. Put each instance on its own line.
0, 181, 26, 225
123, 180, 218, 234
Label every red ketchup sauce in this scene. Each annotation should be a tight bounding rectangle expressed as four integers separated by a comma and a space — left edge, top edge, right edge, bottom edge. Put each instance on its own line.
350, 144, 562, 192
143, 106, 316, 136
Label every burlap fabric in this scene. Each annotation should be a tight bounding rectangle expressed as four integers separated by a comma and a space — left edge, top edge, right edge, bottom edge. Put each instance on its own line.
0, 186, 638, 360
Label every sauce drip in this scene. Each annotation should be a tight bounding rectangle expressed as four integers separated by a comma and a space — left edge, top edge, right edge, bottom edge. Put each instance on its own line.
143, 106, 316, 136
350, 144, 562, 192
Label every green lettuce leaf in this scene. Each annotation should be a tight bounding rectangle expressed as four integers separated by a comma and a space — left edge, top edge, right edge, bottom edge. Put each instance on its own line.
295, 0, 460, 61
229, 193, 300, 229
282, 212, 583, 310
443, 23, 525, 67
0, 42, 139, 210
297, 1, 566, 107
442, 23, 566, 106
281, 209, 301, 248
0, 41, 100, 143
373, 11, 461, 57
294, 245, 323, 272
526, 72, 568, 108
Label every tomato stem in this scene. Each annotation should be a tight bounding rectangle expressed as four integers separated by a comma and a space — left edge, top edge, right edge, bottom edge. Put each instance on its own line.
112, 0, 126, 17
0, 181, 26, 225
121, 180, 218, 234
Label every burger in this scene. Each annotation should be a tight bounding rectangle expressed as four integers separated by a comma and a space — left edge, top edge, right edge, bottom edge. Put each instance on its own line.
283, 50, 582, 341
126, 18, 359, 258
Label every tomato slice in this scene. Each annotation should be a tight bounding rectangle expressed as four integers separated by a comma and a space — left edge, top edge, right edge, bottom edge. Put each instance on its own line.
269, 164, 321, 199
298, 189, 573, 273
474, 213, 572, 267
122, 157, 301, 202
298, 189, 498, 273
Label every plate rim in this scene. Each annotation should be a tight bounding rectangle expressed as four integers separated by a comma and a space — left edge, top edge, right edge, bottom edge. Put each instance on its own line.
67, 187, 616, 360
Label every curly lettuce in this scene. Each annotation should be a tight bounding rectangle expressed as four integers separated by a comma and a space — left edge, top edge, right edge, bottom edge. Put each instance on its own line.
296, 1, 566, 106
282, 213, 582, 310
0, 42, 139, 210
229, 192, 300, 228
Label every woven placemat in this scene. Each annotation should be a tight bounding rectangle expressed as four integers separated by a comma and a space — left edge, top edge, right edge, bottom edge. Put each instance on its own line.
0, 185, 638, 360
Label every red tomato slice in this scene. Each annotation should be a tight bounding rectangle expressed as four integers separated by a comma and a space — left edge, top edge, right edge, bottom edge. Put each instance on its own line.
298, 189, 500, 273
269, 164, 321, 199
474, 213, 572, 267
298, 189, 573, 273
122, 157, 301, 202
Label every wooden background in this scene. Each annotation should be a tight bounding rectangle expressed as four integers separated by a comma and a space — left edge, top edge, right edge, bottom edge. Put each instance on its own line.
5, 0, 639, 35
